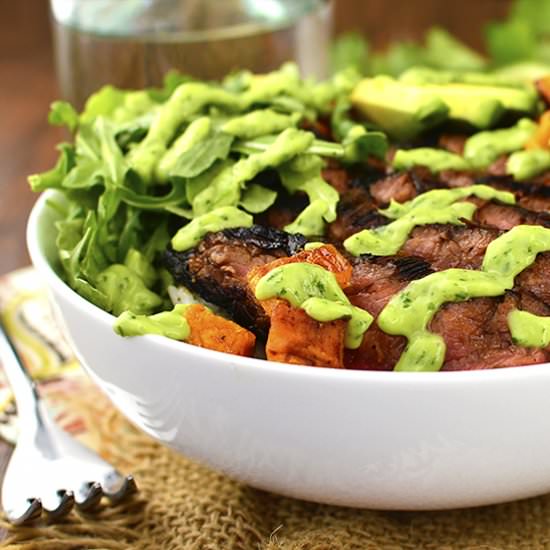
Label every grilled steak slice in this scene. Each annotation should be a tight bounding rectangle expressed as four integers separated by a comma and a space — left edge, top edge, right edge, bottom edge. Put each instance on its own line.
344, 251, 550, 371
431, 292, 550, 371
163, 226, 306, 336
475, 175, 550, 212
473, 200, 550, 230
516, 252, 550, 306
327, 186, 387, 241
369, 172, 418, 205
398, 224, 500, 270
344, 255, 433, 370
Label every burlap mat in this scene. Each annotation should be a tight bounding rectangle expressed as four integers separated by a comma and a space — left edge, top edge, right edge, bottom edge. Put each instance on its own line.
1, 268, 550, 550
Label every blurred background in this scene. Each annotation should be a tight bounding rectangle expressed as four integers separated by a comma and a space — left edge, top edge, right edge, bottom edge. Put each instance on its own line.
0, 0, 520, 274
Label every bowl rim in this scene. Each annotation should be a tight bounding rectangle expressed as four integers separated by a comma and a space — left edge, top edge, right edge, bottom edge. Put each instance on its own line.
26, 190, 550, 385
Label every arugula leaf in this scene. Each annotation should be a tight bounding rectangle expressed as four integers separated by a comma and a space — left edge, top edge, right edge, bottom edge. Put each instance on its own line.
486, 18, 536, 66
56, 214, 109, 310
239, 184, 278, 213
28, 144, 75, 191
80, 85, 126, 125
156, 117, 212, 181
185, 160, 232, 205
192, 128, 313, 216
510, 0, 550, 36
330, 32, 370, 74
343, 127, 388, 162
370, 42, 427, 77
117, 206, 143, 262
118, 179, 188, 210
148, 70, 195, 102
48, 101, 79, 132
424, 27, 486, 71
170, 132, 234, 179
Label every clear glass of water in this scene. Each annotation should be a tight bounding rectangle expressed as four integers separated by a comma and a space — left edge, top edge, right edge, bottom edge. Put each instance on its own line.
50, 0, 333, 108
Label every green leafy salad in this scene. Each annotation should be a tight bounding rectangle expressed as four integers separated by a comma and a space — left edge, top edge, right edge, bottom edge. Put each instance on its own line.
30, 63, 385, 321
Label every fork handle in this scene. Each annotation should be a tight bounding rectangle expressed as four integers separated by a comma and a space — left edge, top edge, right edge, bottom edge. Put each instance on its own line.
0, 317, 43, 430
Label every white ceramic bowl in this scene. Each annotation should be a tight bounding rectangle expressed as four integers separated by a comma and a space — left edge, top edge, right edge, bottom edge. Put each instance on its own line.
27, 191, 550, 510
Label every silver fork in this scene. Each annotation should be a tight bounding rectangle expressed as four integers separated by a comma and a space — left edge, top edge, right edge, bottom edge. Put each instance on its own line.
0, 318, 137, 524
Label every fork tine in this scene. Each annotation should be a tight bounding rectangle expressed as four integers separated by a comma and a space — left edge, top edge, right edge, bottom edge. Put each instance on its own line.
6, 497, 43, 525
75, 481, 103, 512
44, 490, 75, 520
104, 475, 138, 504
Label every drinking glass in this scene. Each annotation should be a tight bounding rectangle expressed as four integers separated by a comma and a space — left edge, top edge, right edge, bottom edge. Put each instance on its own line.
50, 0, 333, 107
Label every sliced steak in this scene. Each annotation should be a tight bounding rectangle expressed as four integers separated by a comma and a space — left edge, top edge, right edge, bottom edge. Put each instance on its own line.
431, 292, 550, 371
473, 200, 550, 230
344, 255, 433, 371
327, 186, 386, 241
398, 224, 499, 270
344, 251, 550, 371
163, 226, 306, 336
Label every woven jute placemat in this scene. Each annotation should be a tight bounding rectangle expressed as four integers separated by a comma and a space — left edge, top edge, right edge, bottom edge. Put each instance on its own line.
1, 268, 550, 550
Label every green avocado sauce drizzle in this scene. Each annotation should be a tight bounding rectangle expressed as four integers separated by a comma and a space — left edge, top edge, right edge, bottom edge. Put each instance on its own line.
192, 128, 313, 216
508, 309, 550, 348
463, 118, 537, 168
171, 206, 253, 252
254, 262, 373, 349
280, 154, 340, 236
507, 149, 550, 181
378, 225, 550, 372
391, 119, 538, 175
114, 304, 191, 340
344, 185, 515, 257
393, 148, 470, 173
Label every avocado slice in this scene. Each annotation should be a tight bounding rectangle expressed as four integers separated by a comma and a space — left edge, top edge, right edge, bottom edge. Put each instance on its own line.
428, 85, 505, 128
351, 76, 449, 141
400, 66, 530, 89
352, 75, 537, 137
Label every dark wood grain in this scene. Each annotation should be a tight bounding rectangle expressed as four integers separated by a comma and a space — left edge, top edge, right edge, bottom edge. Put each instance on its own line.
0, 0, 62, 276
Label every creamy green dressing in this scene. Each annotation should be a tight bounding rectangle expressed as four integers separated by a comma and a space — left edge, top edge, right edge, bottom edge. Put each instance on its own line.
507, 149, 550, 181
124, 248, 157, 288
96, 264, 163, 316
127, 64, 304, 183
392, 148, 470, 173
464, 118, 537, 168
344, 185, 515, 257
280, 154, 339, 237
508, 309, 550, 348
378, 225, 550, 371
156, 116, 211, 182
128, 83, 239, 182
254, 262, 373, 349
304, 242, 327, 250
192, 128, 313, 216
114, 304, 190, 340
221, 109, 300, 139
171, 206, 253, 251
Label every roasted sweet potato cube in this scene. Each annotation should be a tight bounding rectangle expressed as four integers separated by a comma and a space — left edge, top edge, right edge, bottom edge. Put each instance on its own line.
526, 111, 550, 150
537, 76, 550, 106
184, 304, 256, 357
248, 244, 352, 293
265, 301, 345, 368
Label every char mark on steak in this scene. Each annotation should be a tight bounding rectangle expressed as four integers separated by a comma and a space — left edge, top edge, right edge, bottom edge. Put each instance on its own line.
398, 224, 500, 270
163, 226, 306, 336
344, 249, 550, 371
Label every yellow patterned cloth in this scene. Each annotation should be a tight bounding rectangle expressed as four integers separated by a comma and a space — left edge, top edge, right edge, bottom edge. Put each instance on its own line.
2, 268, 550, 549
